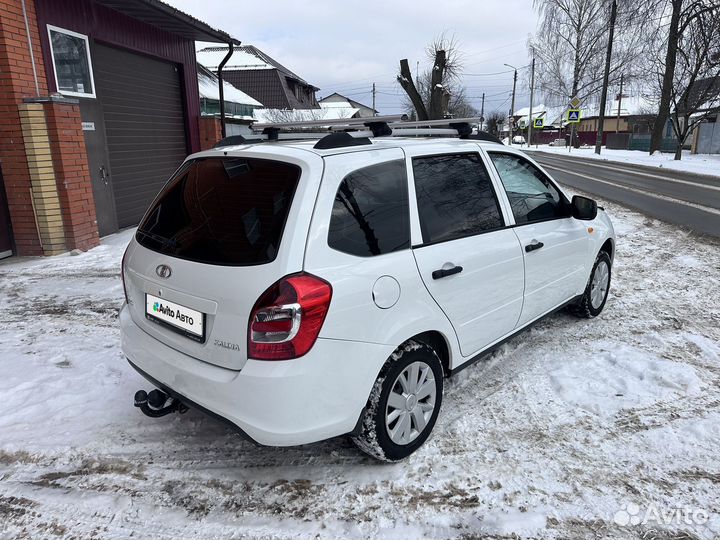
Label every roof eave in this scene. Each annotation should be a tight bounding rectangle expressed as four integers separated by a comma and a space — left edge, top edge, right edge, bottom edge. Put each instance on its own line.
95, 0, 240, 44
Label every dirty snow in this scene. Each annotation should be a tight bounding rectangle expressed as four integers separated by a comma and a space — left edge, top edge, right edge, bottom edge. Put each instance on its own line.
1, 200, 719, 539
525, 145, 720, 178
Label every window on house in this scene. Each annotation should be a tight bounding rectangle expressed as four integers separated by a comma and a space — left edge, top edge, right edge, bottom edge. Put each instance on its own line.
47, 25, 95, 98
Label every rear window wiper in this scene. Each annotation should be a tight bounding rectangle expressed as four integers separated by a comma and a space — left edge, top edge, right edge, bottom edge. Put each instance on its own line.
137, 229, 177, 249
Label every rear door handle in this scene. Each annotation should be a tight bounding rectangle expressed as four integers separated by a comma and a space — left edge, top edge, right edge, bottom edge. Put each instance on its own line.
432, 265, 463, 280
525, 241, 544, 252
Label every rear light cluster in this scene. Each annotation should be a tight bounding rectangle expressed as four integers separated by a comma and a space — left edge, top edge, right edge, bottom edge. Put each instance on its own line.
248, 273, 332, 361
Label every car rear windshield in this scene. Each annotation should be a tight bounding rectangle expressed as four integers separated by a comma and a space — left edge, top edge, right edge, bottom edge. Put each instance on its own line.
136, 157, 300, 266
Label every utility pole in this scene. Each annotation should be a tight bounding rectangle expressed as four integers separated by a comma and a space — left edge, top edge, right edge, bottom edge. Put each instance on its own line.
528, 58, 536, 147
505, 64, 518, 145
480, 92, 485, 130
595, 0, 618, 155
372, 83, 376, 116
615, 73, 624, 133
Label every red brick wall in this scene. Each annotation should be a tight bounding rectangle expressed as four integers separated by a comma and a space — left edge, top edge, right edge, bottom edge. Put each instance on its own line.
0, 0, 49, 255
45, 101, 99, 251
199, 117, 222, 151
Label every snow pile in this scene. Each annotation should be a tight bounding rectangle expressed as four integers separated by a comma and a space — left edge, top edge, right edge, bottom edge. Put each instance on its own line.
1, 198, 719, 539
526, 145, 720, 178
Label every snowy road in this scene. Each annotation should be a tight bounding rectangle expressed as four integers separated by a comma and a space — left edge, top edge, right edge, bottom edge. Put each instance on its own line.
1, 198, 719, 539
529, 150, 720, 238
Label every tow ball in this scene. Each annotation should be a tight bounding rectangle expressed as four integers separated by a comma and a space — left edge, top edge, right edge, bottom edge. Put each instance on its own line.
134, 389, 188, 418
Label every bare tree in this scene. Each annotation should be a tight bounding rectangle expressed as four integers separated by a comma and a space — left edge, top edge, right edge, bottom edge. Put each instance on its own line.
397, 33, 468, 120
665, 2, 719, 158
484, 111, 506, 137
529, 0, 646, 105
648, 0, 720, 156
254, 107, 358, 124
402, 69, 478, 119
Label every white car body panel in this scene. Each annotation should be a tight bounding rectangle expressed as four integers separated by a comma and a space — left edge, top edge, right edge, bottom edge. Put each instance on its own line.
120, 137, 616, 447
122, 148, 323, 371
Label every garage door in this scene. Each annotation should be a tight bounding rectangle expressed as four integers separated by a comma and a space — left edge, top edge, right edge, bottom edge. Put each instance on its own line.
93, 44, 188, 229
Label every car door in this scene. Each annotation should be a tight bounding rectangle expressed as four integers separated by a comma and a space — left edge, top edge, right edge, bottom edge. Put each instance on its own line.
486, 150, 589, 327
408, 150, 525, 358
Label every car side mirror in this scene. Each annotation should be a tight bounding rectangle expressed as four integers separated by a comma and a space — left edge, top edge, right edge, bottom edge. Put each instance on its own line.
571, 195, 597, 220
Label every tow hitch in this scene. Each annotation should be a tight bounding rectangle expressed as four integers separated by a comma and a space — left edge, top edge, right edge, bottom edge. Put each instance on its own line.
134, 389, 188, 418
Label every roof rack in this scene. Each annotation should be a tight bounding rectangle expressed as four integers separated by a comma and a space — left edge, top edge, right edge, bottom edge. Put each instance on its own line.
212, 115, 501, 150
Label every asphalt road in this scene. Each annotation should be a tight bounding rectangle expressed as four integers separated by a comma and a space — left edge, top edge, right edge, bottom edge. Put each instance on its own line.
529, 150, 720, 238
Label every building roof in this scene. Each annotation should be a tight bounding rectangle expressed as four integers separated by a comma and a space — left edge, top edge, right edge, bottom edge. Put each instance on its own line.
196, 45, 319, 91
239, 45, 318, 90
223, 70, 293, 109
681, 76, 720, 114
95, 0, 239, 43
196, 47, 273, 71
197, 65, 262, 107
319, 92, 378, 114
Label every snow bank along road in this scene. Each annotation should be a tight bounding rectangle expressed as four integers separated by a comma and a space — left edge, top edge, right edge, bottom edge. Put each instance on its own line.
528, 150, 720, 238
1, 197, 719, 539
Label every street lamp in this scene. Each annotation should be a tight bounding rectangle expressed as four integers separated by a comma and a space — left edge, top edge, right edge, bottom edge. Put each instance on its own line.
504, 64, 518, 146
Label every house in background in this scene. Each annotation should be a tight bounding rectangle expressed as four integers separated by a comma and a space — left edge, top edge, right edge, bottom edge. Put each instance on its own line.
197, 45, 320, 110
686, 76, 720, 154
576, 95, 656, 134
319, 92, 378, 118
0, 0, 238, 258
197, 64, 262, 147
198, 64, 262, 120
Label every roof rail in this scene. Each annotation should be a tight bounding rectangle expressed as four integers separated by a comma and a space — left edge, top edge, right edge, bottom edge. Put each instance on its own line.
213, 115, 501, 151
251, 114, 408, 131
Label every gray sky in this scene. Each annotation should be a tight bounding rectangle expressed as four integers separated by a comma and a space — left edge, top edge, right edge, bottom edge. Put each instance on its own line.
168, 0, 539, 115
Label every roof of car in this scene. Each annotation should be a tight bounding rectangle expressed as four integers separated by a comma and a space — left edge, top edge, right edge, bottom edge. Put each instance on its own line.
196, 136, 506, 160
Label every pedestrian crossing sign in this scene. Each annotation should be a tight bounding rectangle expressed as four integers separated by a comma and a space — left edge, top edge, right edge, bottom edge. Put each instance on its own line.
567, 109, 581, 123
533, 118, 544, 128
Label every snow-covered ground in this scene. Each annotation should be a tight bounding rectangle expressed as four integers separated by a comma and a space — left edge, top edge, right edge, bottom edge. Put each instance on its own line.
1, 199, 719, 539
524, 145, 720, 178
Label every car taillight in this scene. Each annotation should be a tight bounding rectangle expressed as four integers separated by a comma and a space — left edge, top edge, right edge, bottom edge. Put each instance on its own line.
248, 273, 332, 360
121, 246, 129, 304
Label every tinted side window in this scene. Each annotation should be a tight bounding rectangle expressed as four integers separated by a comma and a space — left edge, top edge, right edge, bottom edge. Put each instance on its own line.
489, 153, 568, 224
328, 160, 410, 257
412, 153, 504, 244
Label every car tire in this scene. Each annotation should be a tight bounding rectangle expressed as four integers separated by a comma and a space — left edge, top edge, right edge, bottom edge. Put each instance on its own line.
569, 250, 612, 318
351, 340, 443, 462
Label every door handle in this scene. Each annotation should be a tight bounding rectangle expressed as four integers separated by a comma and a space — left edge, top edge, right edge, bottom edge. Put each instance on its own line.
432, 265, 463, 280
99, 165, 108, 185
525, 241, 544, 252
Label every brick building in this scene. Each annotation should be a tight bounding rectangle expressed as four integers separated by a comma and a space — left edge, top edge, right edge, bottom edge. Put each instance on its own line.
0, 0, 237, 258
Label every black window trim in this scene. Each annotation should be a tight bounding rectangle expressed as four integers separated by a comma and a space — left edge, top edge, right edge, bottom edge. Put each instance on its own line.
410, 151, 507, 248
485, 150, 573, 227
135, 156, 301, 267
326, 158, 412, 258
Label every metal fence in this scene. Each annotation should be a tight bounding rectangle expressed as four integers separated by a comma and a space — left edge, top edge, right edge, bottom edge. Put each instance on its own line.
697, 122, 720, 154
628, 133, 677, 152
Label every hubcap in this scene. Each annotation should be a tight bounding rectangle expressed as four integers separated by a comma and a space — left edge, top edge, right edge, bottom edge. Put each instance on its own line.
590, 260, 610, 309
385, 361, 436, 445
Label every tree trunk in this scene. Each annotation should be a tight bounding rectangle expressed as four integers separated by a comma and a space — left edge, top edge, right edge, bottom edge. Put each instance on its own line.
398, 59, 428, 120
650, 0, 683, 154
428, 50, 447, 119
674, 142, 683, 160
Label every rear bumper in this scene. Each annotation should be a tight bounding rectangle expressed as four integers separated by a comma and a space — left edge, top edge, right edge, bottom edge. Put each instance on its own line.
120, 305, 392, 446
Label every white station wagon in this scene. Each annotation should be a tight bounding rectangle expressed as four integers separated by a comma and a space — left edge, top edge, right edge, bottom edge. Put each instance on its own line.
120, 117, 615, 461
